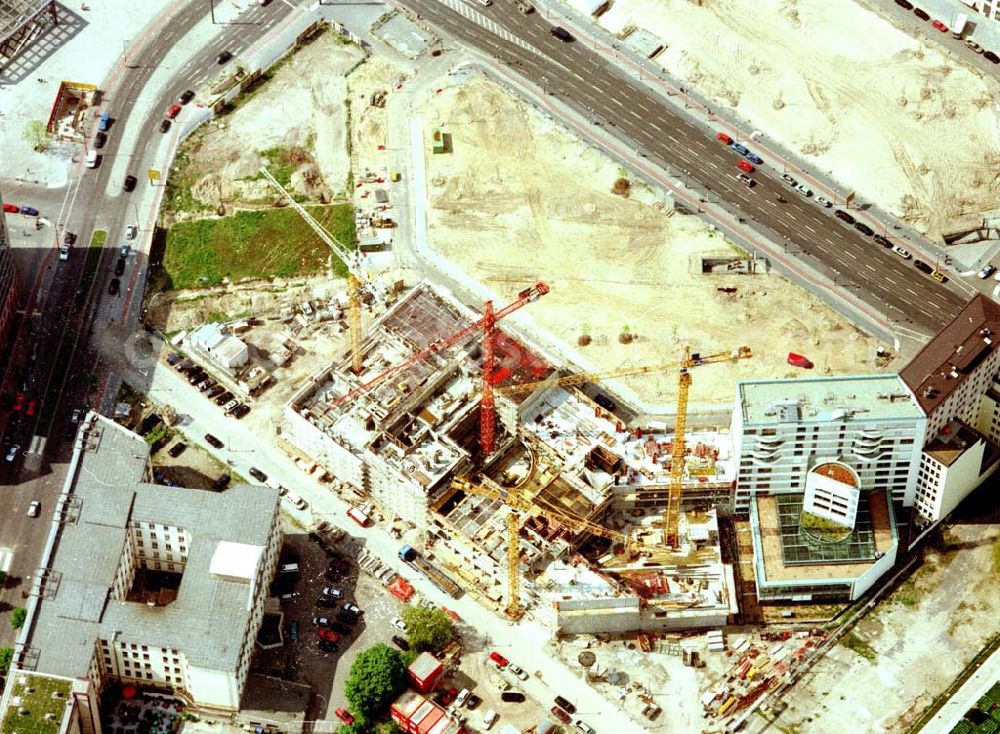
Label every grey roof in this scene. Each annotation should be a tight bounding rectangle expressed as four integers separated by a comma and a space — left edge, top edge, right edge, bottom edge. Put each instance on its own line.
25, 415, 279, 678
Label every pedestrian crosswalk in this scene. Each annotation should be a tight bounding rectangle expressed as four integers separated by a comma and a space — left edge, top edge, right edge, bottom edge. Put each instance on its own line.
434, 0, 545, 58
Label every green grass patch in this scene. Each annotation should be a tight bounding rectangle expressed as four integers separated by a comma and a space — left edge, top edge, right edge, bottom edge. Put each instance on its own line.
896, 594, 916, 608
1, 673, 73, 734
840, 632, 877, 661
163, 145, 215, 215
160, 205, 354, 290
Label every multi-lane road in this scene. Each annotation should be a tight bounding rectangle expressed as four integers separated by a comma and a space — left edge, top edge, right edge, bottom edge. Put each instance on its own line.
395, 0, 968, 335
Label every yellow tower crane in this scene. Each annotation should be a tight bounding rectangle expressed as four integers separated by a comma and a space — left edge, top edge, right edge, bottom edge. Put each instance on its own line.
664, 346, 752, 547
259, 166, 382, 375
449, 474, 647, 619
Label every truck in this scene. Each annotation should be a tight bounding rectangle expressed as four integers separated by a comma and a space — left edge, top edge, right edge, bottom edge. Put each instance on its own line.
951, 12, 968, 38
398, 545, 462, 597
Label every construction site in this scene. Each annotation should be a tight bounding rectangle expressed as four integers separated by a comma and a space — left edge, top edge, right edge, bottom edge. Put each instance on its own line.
280, 273, 750, 635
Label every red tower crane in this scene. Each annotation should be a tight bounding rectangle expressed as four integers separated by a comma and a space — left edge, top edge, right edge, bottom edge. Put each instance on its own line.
329, 283, 550, 454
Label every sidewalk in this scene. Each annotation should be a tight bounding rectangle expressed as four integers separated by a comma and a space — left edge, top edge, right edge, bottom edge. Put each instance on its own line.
920, 644, 1000, 734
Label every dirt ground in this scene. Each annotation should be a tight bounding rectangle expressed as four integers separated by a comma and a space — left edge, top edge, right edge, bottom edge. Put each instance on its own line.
594, 0, 1000, 241
768, 493, 1000, 733
421, 75, 892, 409
175, 33, 363, 211
347, 56, 407, 186
151, 440, 231, 491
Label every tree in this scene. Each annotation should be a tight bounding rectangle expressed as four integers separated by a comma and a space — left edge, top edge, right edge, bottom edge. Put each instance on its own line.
402, 607, 454, 652
10, 608, 26, 630
343, 644, 407, 720
22, 120, 49, 153
0, 647, 13, 672
374, 723, 402, 734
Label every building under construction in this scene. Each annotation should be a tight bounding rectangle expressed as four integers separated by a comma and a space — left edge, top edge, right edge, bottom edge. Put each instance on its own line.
283, 282, 738, 633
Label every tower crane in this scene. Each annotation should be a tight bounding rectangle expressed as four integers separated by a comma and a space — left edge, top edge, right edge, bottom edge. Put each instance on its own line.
664, 346, 752, 547
493, 347, 752, 397
450, 474, 651, 619
329, 283, 550, 455
259, 165, 383, 375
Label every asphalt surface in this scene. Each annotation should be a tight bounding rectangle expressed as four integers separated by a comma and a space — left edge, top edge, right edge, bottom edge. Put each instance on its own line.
393, 0, 968, 335
0, 0, 296, 637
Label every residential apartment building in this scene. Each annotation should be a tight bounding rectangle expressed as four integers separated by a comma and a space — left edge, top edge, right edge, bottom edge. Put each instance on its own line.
901, 294, 1000, 527
1, 413, 282, 727
0, 188, 17, 352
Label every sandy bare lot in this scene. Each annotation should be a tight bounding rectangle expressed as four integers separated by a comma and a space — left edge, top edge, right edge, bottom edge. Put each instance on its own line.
768, 501, 1000, 734
595, 0, 1000, 240
420, 74, 893, 408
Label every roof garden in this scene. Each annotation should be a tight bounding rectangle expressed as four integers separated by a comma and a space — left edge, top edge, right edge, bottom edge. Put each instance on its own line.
1, 673, 73, 734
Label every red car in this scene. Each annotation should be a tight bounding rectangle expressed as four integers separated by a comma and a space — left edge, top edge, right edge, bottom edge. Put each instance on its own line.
716, 132, 733, 145
334, 708, 353, 725
166, 103, 182, 119
489, 651, 509, 668
317, 628, 339, 643
931, 19, 948, 32
736, 160, 755, 174
13, 392, 25, 411
551, 706, 572, 724
2, 203, 18, 214
26, 400, 37, 417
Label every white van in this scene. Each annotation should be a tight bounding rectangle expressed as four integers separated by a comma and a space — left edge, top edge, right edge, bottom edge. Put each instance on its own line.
86, 150, 99, 168
279, 563, 299, 574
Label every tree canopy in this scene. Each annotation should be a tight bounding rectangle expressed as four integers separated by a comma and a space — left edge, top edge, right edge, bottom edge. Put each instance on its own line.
344, 644, 407, 720
402, 606, 454, 652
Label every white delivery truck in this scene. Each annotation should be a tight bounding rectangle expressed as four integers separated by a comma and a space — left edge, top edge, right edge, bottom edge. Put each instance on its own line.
951, 12, 968, 38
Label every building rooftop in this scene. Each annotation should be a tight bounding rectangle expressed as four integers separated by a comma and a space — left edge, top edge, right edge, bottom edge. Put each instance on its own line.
737, 374, 923, 425
752, 491, 895, 583
900, 294, 1000, 415
24, 414, 279, 679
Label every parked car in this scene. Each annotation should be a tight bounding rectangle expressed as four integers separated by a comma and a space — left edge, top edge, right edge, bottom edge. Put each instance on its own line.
508, 664, 528, 680
221, 399, 239, 413
316, 597, 337, 608
26, 400, 36, 416
313, 616, 332, 626
793, 183, 812, 197
894, 0, 913, 9
212, 474, 231, 490
13, 393, 24, 411
914, 259, 933, 274
108, 278, 120, 296
166, 103, 182, 119
781, 173, 797, 185
893, 245, 912, 260
317, 628, 339, 643
455, 689, 471, 708
551, 706, 572, 724
913, 7, 930, 20
115, 258, 126, 276
966, 40, 984, 54
215, 391, 234, 405
392, 617, 407, 631
225, 401, 245, 416
5, 445, 19, 462
2, 203, 18, 213
554, 696, 577, 715
984, 51, 1000, 64
573, 720, 596, 734
123, 175, 137, 192
931, 19, 948, 32
94, 131, 107, 148
71, 409, 82, 423
126, 225, 137, 240
335, 611, 357, 626
27, 501, 41, 518
63, 231, 77, 245
318, 640, 338, 653
216, 50, 233, 64
334, 709, 353, 725
206, 385, 224, 398
20, 205, 39, 216
205, 433, 224, 448
59, 245, 70, 261
736, 173, 756, 188
736, 160, 754, 173
489, 651, 509, 668
834, 209, 855, 224
285, 492, 307, 510
248, 467, 267, 482
854, 221, 875, 237
815, 195, 832, 208
500, 692, 525, 703
120, 242, 131, 256
321, 587, 342, 598
390, 634, 410, 650
168, 442, 187, 458
232, 404, 251, 419
179, 89, 195, 104
342, 602, 361, 615
159, 119, 172, 133
873, 234, 892, 248
930, 270, 949, 283
715, 131, 733, 145
978, 264, 997, 279
481, 710, 498, 730
466, 693, 482, 709
549, 26, 573, 41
